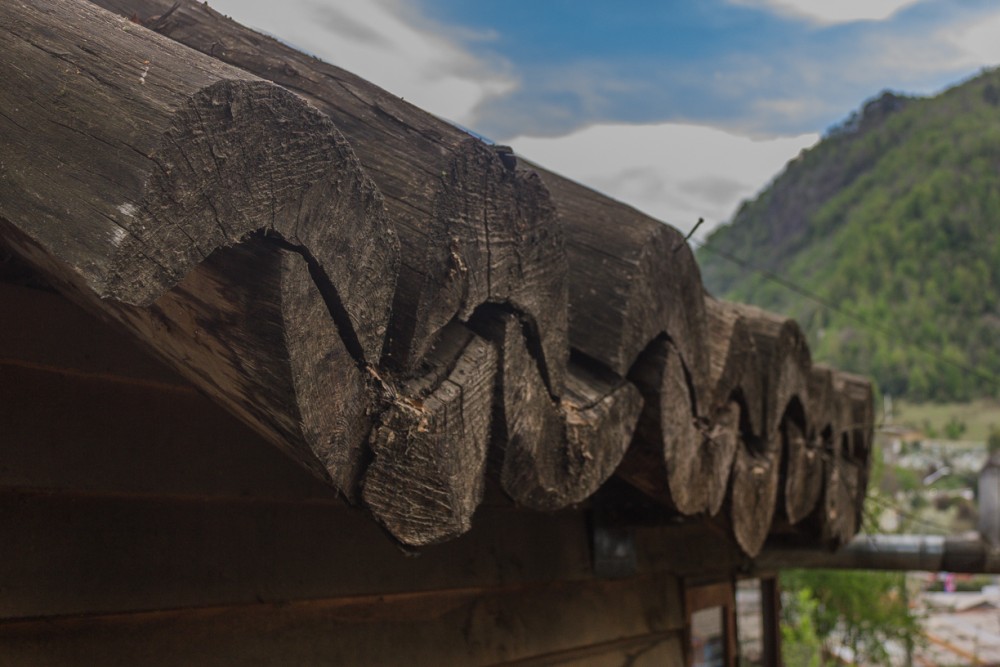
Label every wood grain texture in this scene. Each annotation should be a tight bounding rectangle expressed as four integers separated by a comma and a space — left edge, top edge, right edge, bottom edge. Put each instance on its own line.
785, 366, 871, 547
0, 491, 608, 620
0, 362, 336, 500
0, 0, 396, 359
88, 0, 569, 392
798, 364, 839, 533
724, 304, 812, 557
0, 572, 682, 667
0, 0, 394, 491
838, 370, 875, 529
529, 163, 710, 401
0, 0, 877, 556
0, 281, 187, 389
106, 240, 374, 488
474, 309, 641, 510
363, 323, 497, 545
618, 337, 736, 516
505, 632, 685, 666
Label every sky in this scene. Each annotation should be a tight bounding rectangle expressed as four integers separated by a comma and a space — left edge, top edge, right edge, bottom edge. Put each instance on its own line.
207, 0, 1000, 237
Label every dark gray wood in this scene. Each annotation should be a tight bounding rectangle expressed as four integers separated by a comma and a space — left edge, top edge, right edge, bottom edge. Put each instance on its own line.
0, 571, 682, 667
107, 241, 374, 490
362, 323, 497, 545
781, 407, 823, 526
839, 370, 875, 528
474, 309, 641, 510
527, 163, 710, 401
281, 251, 373, 498
618, 337, 737, 516
0, 0, 395, 491
796, 366, 869, 547
724, 303, 812, 556
0, 0, 396, 359
89, 0, 570, 394
0, 281, 187, 390
825, 371, 871, 545
776, 357, 827, 531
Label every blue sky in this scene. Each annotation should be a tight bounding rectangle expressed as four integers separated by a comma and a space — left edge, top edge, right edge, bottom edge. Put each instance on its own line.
209, 0, 1000, 236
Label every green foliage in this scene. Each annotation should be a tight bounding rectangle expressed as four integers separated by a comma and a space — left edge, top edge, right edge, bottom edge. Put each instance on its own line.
780, 569, 922, 666
943, 416, 967, 441
698, 73, 1000, 402
988, 426, 1000, 454
885, 465, 920, 494
781, 588, 822, 667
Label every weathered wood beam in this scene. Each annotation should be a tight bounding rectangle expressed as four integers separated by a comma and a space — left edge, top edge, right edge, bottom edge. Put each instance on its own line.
528, 164, 710, 400
362, 322, 497, 545
724, 304, 810, 556
783, 364, 838, 531
2, 0, 878, 552
0, 0, 394, 491
90, 0, 570, 393
616, 336, 738, 516
792, 365, 868, 547
839, 370, 876, 525
472, 309, 641, 510
822, 371, 872, 546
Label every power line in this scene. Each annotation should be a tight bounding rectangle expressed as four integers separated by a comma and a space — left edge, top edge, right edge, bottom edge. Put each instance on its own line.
691, 236, 1000, 392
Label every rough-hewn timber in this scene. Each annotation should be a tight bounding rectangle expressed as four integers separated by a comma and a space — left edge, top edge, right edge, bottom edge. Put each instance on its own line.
362, 323, 497, 545
725, 304, 810, 557
0, 0, 878, 551
0, 0, 394, 491
90, 0, 569, 393
473, 308, 642, 510
528, 163, 710, 400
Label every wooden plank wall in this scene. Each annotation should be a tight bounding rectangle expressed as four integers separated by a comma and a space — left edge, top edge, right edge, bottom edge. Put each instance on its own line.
0, 282, 700, 666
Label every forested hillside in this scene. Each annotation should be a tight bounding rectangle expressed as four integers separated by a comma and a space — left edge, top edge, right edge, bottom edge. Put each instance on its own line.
698, 69, 1000, 401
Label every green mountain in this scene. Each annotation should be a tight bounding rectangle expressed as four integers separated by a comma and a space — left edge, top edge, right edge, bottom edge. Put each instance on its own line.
697, 69, 1000, 402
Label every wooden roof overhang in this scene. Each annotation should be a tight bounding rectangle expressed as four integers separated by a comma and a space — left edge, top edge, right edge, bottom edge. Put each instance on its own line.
0, 0, 873, 557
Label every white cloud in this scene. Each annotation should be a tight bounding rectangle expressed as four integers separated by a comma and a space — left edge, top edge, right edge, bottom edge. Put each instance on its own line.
507, 123, 818, 236
854, 8, 1000, 84
941, 11, 1000, 69
206, 0, 516, 125
732, 0, 922, 25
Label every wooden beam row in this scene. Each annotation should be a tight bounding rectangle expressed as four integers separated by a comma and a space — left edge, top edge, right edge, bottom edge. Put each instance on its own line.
0, 0, 872, 554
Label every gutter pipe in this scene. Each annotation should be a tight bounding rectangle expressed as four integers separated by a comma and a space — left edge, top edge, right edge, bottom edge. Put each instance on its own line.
757, 534, 1000, 574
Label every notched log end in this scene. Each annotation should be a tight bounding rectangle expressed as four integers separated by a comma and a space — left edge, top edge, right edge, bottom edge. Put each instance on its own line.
361, 325, 497, 546
103, 77, 396, 362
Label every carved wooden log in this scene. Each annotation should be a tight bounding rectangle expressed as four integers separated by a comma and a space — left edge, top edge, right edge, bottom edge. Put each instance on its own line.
839, 371, 876, 525
2, 0, 879, 552
526, 163, 709, 400
472, 308, 641, 510
362, 322, 497, 545
781, 400, 823, 527
801, 366, 854, 546
702, 298, 764, 517
530, 164, 719, 515
0, 0, 396, 490
791, 363, 837, 539
704, 298, 763, 432
616, 336, 737, 516
716, 303, 811, 556
615, 297, 766, 517
90, 0, 569, 394
823, 371, 872, 545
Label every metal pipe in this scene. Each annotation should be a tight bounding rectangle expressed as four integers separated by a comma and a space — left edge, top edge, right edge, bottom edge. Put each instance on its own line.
757, 534, 1000, 574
